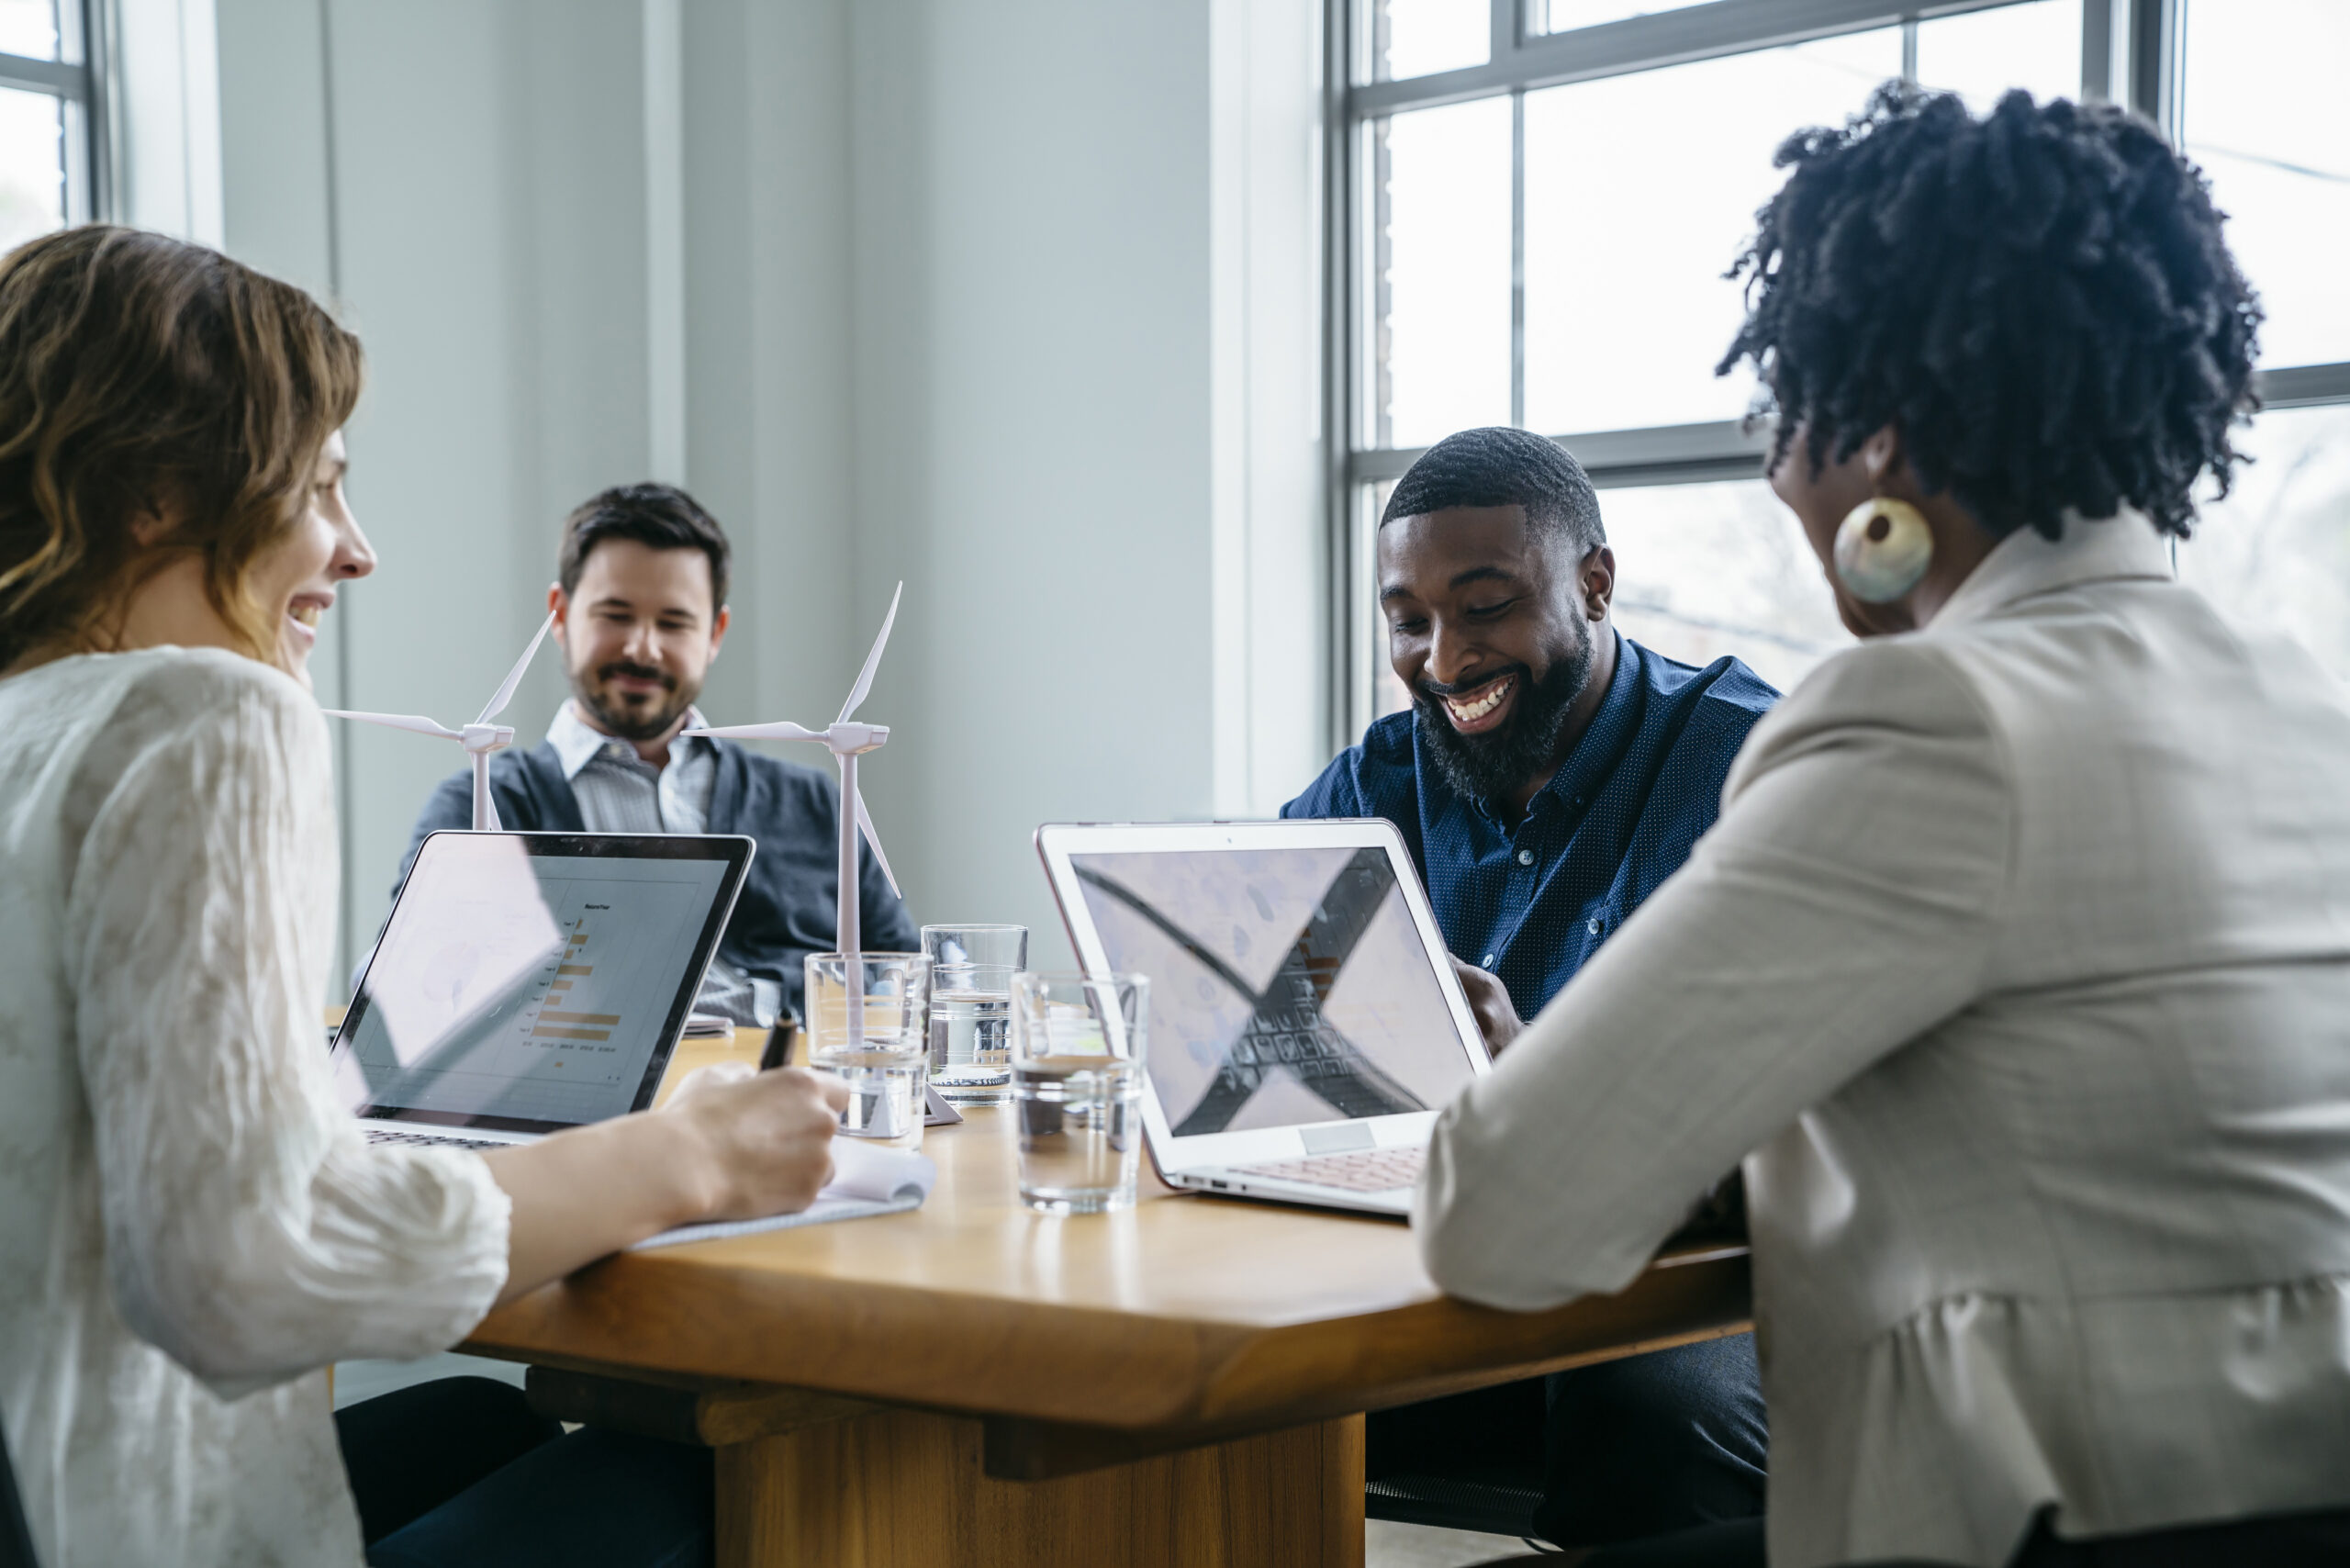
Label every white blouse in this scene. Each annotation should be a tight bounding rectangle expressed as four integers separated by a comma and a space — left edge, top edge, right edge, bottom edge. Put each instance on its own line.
0, 648, 510, 1567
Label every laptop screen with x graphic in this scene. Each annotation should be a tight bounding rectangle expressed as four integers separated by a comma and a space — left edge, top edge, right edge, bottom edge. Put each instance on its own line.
1067, 841, 1479, 1137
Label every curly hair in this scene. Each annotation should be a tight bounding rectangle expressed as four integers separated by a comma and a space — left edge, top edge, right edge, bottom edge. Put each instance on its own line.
1719, 84, 2261, 541
1382, 425, 1606, 555
0, 226, 364, 669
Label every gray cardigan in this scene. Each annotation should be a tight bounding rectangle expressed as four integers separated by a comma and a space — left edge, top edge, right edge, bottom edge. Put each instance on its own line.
396, 737, 917, 1017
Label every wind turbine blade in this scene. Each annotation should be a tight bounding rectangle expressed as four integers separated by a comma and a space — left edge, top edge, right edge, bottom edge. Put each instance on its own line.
853, 786, 901, 900
836, 581, 903, 724
475, 610, 556, 726
683, 721, 828, 743
320, 710, 464, 741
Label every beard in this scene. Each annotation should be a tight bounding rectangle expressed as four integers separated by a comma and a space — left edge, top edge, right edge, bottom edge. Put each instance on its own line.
572, 657, 700, 743
1411, 623, 1596, 805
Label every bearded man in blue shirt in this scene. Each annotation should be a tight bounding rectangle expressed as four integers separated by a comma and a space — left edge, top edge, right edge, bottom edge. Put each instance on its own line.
1283, 426, 1777, 1553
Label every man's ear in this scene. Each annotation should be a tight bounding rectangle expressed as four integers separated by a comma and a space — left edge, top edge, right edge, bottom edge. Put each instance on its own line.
1580, 545, 1617, 621
708, 604, 730, 661
547, 582, 569, 646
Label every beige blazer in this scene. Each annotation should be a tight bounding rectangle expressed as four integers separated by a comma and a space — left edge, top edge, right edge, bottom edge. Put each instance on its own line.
1417, 514, 2350, 1568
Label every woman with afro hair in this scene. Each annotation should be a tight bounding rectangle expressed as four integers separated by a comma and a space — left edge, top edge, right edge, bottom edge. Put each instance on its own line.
1417, 84, 2350, 1568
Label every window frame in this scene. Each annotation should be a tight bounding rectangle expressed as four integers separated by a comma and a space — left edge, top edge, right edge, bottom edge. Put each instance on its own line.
0, 0, 107, 230
1325, 0, 2350, 744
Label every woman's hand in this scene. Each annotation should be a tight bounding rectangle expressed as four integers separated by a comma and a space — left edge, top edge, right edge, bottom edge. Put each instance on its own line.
1451, 958, 1525, 1058
661, 1063, 845, 1221
482, 1065, 846, 1305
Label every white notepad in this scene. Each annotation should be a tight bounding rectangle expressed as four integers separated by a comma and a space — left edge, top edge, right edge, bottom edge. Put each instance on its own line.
633, 1141, 937, 1250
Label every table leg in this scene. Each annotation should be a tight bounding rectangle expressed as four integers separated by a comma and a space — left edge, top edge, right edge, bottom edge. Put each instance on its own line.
716, 1407, 1366, 1568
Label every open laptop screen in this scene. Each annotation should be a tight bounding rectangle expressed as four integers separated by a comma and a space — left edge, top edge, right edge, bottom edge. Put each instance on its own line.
1068, 844, 1478, 1137
332, 832, 751, 1137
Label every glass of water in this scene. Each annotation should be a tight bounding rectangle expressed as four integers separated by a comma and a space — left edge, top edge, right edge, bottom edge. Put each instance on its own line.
802, 952, 931, 1153
1009, 971, 1149, 1215
923, 924, 1027, 1107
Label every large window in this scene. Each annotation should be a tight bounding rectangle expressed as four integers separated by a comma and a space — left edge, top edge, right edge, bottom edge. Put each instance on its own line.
1337, 0, 2350, 726
0, 0, 98, 254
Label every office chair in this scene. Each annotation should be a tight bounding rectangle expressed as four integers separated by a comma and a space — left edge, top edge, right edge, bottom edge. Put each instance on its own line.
1366, 1192, 1750, 1548
1365, 1463, 1546, 1540
1363, 1375, 1548, 1542
0, 1410, 39, 1568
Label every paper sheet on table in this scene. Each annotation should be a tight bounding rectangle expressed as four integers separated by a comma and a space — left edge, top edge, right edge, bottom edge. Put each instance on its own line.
632, 1140, 937, 1250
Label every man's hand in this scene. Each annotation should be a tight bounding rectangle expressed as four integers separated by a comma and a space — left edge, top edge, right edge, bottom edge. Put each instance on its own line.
1450, 957, 1525, 1058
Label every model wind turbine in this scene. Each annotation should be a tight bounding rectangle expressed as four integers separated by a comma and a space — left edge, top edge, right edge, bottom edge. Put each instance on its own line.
685, 584, 904, 963
322, 610, 555, 831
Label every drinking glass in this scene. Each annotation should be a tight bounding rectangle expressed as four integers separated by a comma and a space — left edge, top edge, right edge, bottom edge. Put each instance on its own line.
802, 952, 931, 1152
1009, 972, 1149, 1215
923, 924, 1028, 1106
922, 924, 1028, 969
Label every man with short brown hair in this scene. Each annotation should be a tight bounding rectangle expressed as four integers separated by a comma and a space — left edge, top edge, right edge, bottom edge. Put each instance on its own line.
394, 483, 915, 1023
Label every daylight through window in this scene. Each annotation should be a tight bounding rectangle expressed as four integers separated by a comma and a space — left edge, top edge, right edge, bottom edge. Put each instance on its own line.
1338, 0, 2350, 732
0, 0, 95, 255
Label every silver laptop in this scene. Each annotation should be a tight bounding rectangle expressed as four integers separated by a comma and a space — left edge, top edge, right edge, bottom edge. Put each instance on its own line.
331, 831, 755, 1149
1035, 819, 1493, 1217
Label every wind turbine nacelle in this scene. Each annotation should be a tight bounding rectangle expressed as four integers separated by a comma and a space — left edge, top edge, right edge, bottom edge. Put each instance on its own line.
827, 722, 890, 755
461, 722, 518, 754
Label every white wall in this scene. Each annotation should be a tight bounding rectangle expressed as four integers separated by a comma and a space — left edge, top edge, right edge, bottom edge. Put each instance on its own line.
111, 0, 225, 244
221, 0, 657, 969
843, 0, 1329, 961
847, 2, 1219, 963
1211, 0, 1331, 816
213, 0, 1326, 980
677, 0, 859, 734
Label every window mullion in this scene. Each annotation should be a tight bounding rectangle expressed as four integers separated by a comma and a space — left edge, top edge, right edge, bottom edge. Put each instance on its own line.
1510, 89, 1525, 431
0, 52, 84, 96
2254, 363, 2350, 409
2124, 0, 2185, 139
78, 0, 111, 222
2080, 0, 2116, 99
1351, 0, 2031, 118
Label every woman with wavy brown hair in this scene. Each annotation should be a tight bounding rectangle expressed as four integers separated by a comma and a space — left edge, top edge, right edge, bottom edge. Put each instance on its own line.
0, 228, 845, 1566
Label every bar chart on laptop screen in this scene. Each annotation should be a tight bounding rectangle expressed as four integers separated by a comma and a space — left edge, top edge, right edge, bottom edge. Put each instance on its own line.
538, 915, 624, 1042
1070, 847, 1476, 1136
344, 845, 725, 1126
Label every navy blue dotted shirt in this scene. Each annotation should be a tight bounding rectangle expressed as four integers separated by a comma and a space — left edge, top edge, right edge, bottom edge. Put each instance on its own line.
1281, 634, 1779, 1020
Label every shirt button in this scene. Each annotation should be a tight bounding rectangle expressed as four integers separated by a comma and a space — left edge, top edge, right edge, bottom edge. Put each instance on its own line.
1516, 849, 1535, 867
1481, 953, 1495, 969
1586, 917, 1602, 935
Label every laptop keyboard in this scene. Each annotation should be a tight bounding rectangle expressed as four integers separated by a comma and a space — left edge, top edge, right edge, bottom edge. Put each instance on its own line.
365, 1129, 510, 1152
1230, 1146, 1424, 1194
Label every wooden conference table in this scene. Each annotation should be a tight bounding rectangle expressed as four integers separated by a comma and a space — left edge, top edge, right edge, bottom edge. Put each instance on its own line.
460, 1030, 1752, 1567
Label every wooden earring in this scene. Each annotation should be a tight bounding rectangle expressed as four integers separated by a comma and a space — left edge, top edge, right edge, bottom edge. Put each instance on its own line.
1832, 497, 1933, 603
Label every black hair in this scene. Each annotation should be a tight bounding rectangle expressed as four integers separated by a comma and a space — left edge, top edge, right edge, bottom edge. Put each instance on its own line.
1720, 84, 2261, 541
557, 482, 731, 610
1381, 426, 1606, 555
